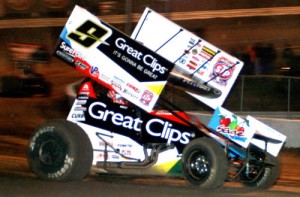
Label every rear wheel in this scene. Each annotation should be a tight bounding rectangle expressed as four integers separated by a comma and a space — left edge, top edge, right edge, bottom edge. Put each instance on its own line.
28, 119, 93, 181
182, 138, 228, 189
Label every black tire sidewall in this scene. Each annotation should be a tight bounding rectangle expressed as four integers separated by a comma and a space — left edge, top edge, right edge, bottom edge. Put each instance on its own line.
242, 150, 281, 189
182, 138, 228, 189
28, 119, 93, 181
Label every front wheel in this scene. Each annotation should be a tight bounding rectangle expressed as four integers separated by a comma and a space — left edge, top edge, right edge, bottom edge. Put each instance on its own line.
182, 138, 229, 189
27, 119, 93, 181
241, 146, 281, 189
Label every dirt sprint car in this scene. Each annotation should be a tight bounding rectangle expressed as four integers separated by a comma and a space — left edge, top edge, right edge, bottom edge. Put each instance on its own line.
27, 6, 286, 189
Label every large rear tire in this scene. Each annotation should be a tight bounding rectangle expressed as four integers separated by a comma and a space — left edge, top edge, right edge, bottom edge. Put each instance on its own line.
28, 119, 93, 181
182, 138, 229, 189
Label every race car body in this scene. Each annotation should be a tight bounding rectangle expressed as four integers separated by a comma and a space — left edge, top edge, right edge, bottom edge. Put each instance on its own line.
27, 5, 286, 190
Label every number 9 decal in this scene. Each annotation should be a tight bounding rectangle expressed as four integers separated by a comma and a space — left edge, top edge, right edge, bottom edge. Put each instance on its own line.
68, 20, 110, 48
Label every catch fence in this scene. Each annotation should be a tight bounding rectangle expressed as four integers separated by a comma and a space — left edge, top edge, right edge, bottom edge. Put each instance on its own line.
161, 75, 300, 119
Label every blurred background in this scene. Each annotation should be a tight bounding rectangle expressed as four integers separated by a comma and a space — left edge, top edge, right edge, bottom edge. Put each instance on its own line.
1, 0, 299, 70
0, 0, 300, 132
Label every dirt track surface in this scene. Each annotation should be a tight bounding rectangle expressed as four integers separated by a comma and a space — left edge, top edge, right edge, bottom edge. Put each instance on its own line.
0, 139, 300, 197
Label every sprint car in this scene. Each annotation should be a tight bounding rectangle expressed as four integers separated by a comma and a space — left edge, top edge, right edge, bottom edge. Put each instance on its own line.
27, 78, 280, 189
27, 5, 283, 190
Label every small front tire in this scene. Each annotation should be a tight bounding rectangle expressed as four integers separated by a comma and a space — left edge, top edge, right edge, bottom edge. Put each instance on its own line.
241, 146, 281, 189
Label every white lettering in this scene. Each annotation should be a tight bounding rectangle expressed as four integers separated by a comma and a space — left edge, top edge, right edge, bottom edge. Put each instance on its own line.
115, 37, 168, 74
89, 102, 106, 120
146, 119, 164, 137
88, 102, 142, 132
60, 42, 85, 60
30, 126, 55, 151
112, 113, 123, 126
47, 155, 74, 179
143, 54, 167, 74
115, 38, 143, 60
88, 102, 190, 144
145, 119, 191, 144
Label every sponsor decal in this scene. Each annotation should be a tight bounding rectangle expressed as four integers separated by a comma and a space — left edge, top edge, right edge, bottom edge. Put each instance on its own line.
188, 38, 196, 47
113, 76, 125, 85
179, 58, 186, 65
56, 50, 74, 63
199, 46, 217, 60
112, 155, 120, 159
81, 84, 90, 92
191, 48, 198, 55
115, 37, 169, 75
97, 152, 109, 159
77, 81, 96, 99
167, 69, 222, 99
87, 101, 191, 145
100, 73, 111, 82
117, 144, 133, 148
74, 106, 87, 111
145, 119, 191, 144
74, 59, 89, 70
88, 102, 143, 132
122, 88, 139, 100
76, 100, 87, 105
111, 80, 122, 91
140, 90, 153, 106
60, 41, 85, 60
216, 125, 246, 142
90, 66, 100, 78
71, 113, 85, 121
210, 57, 235, 86
209, 107, 255, 148
74, 57, 92, 76
99, 141, 113, 147
120, 149, 131, 156
126, 83, 140, 94
178, 42, 215, 77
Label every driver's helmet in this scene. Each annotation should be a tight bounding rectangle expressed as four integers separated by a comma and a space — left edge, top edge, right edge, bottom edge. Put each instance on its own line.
107, 90, 128, 105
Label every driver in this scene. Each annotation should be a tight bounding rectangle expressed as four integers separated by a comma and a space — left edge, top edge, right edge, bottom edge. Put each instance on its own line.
107, 89, 128, 105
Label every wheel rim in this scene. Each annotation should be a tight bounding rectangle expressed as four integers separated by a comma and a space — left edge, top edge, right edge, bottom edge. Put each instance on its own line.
188, 150, 211, 180
37, 134, 67, 172
246, 166, 260, 180
39, 140, 61, 164
244, 151, 265, 181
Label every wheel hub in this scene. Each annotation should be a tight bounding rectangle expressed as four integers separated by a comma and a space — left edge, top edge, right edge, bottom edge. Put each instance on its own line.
189, 152, 210, 179
39, 140, 63, 165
